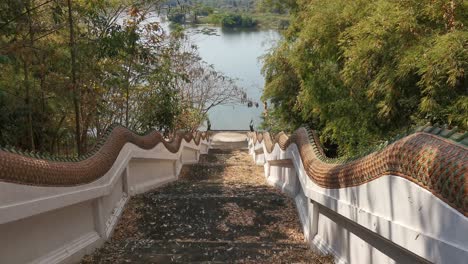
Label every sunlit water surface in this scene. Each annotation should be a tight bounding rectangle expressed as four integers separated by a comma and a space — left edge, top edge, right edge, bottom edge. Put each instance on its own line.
138, 14, 280, 130
186, 26, 280, 130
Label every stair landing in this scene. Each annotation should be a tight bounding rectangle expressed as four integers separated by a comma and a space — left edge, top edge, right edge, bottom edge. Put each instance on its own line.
81, 145, 332, 263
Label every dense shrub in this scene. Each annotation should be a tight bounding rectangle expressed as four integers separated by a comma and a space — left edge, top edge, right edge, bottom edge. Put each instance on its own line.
221, 13, 257, 28
168, 12, 186, 24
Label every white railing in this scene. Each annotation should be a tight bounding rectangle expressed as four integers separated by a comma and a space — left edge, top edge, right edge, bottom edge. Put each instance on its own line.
0, 138, 210, 264
248, 137, 468, 264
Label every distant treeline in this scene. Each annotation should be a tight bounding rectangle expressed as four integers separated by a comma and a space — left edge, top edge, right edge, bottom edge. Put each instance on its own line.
165, 0, 256, 11
164, 0, 288, 29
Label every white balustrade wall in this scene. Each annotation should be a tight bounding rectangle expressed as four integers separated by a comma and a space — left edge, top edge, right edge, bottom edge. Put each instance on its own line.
248, 138, 468, 264
0, 138, 210, 264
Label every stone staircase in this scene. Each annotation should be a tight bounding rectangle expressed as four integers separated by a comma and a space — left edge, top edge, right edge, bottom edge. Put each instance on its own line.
81, 139, 332, 263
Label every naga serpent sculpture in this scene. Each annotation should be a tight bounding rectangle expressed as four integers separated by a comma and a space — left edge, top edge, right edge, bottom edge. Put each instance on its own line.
0, 124, 209, 186
248, 125, 467, 216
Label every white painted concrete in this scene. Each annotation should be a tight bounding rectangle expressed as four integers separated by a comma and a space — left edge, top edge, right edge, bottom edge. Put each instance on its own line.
0, 137, 210, 264
211, 132, 247, 142
248, 138, 468, 264
252, 142, 265, 165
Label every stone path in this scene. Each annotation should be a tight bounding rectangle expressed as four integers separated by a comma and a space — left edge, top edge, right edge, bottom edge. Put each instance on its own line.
81, 148, 332, 263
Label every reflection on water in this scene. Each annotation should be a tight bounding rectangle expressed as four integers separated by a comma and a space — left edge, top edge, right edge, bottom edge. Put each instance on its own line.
149, 13, 280, 130
121, 12, 279, 130
186, 26, 280, 130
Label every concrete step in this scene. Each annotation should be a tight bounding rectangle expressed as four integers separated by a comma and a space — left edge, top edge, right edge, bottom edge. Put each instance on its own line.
81, 144, 332, 264
90, 240, 312, 263
147, 182, 278, 196
209, 142, 248, 150
199, 149, 252, 166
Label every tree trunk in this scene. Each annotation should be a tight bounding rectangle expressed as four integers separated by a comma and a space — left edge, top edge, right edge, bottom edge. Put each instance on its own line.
23, 60, 35, 151
24, 0, 35, 151
125, 37, 136, 128
125, 66, 131, 127
67, 0, 82, 155
39, 55, 46, 113
50, 115, 66, 154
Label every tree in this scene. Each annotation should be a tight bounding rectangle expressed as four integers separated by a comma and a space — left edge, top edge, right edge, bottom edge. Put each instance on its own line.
66, 0, 82, 154
179, 57, 246, 126
221, 13, 257, 28
149, 34, 246, 131
1, 0, 237, 155
262, 0, 467, 156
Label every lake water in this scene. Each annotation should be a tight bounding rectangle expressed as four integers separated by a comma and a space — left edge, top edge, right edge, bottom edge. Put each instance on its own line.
141, 14, 280, 130
185, 27, 280, 130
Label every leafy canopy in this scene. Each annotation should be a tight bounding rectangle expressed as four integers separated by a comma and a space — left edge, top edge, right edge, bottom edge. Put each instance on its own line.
261, 0, 467, 156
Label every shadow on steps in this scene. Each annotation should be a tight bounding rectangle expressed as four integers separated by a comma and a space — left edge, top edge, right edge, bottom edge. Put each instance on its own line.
81, 148, 333, 264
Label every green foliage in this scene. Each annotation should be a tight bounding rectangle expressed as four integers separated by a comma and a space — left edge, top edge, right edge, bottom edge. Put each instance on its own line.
167, 0, 286, 29
195, 6, 214, 16
0, 0, 229, 155
262, 0, 468, 156
202, 13, 224, 24
221, 13, 241, 27
138, 85, 181, 132
168, 12, 186, 24
256, 0, 295, 14
240, 15, 256, 27
189, 0, 256, 10
220, 13, 257, 28
260, 44, 302, 132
